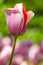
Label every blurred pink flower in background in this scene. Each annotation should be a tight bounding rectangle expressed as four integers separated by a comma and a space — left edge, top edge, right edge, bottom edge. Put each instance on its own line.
28, 45, 40, 63
0, 37, 21, 65
0, 37, 43, 65
4, 3, 34, 35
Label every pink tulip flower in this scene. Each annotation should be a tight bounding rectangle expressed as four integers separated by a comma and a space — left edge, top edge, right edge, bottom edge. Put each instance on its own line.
4, 3, 34, 35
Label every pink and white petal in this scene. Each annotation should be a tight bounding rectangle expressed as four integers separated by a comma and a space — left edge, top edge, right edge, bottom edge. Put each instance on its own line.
14, 3, 24, 20
20, 26, 26, 35
14, 3, 23, 14
28, 45, 40, 61
4, 8, 14, 25
8, 13, 24, 35
5, 13, 10, 25
26, 11, 35, 24
4, 8, 14, 15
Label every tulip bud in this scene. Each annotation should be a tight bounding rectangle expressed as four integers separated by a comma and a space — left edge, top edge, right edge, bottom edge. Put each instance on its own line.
4, 3, 35, 35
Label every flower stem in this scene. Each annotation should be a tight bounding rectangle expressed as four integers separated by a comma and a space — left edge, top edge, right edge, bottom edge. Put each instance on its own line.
8, 36, 17, 65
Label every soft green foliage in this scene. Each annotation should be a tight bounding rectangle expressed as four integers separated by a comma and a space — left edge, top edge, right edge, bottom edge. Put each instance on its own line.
18, 28, 43, 44
38, 62, 43, 65
0, 0, 43, 44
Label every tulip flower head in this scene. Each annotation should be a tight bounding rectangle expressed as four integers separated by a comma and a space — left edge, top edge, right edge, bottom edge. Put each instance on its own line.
5, 3, 34, 35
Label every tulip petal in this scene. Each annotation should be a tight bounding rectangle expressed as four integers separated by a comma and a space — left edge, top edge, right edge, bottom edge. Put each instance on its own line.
4, 8, 19, 25
8, 13, 24, 35
5, 13, 10, 25
26, 11, 35, 24
14, 3, 23, 14
22, 5, 27, 25
20, 26, 26, 35
14, 3, 24, 21
4, 8, 13, 25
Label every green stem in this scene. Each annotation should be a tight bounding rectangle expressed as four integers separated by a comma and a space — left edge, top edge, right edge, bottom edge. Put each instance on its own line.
8, 36, 17, 65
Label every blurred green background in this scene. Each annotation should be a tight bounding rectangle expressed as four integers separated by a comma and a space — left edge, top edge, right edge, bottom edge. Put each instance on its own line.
0, 0, 43, 44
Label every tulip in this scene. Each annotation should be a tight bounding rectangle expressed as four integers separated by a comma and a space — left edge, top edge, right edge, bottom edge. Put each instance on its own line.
4, 3, 34, 35
4, 3, 35, 65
